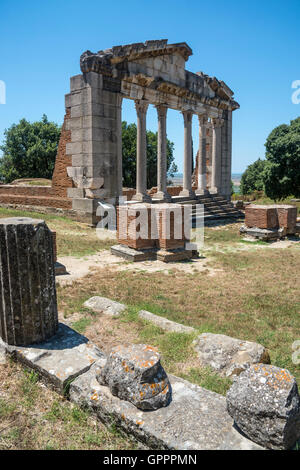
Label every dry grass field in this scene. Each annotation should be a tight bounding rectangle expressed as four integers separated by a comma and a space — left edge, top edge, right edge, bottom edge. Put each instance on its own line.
0, 207, 299, 449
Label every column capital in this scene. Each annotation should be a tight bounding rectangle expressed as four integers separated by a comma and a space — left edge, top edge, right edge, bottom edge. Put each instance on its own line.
135, 99, 149, 115
211, 117, 224, 129
181, 110, 193, 124
198, 113, 209, 127
155, 104, 168, 118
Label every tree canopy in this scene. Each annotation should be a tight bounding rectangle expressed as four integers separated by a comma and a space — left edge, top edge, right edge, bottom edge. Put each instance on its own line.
263, 117, 300, 199
240, 158, 267, 195
0, 115, 61, 183
0, 117, 177, 189
122, 121, 177, 188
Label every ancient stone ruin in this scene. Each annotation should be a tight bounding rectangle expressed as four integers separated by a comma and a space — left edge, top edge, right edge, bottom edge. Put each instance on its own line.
227, 364, 300, 450
0, 217, 58, 346
0, 217, 299, 449
112, 202, 198, 262
240, 204, 300, 240
0, 40, 241, 225
97, 343, 171, 410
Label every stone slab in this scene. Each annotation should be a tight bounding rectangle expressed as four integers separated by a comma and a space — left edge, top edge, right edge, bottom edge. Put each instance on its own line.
83, 296, 126, 317
193, 333, 270, 378
70, 364, 263, 450
0, 323, 105, 392
156, 248, 193, 262
138, 310, 196, 334
111, 244, 157, 262
239, 225, 285, 240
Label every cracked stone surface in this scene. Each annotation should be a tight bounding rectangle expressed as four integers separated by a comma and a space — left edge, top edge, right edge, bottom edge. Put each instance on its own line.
1, 323, 105, 392
97, 343, 171, 410
193, 332, 270, 377
70, 364, 263, 450
226, 364, 300, 449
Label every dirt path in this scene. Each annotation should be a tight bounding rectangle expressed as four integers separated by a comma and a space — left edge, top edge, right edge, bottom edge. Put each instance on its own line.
56, 249, 219, 285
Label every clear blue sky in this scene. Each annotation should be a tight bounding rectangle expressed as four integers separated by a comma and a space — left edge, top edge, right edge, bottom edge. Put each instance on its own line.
1, 0, 300, 173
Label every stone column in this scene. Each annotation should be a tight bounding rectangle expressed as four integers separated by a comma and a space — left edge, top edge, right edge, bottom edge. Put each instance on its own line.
179, 111, 195, 198
153, 105, 171, 201
132, 100, 151, 202
196, 113, 209, 195
116, 95, 123, 200
210, 117, 224, 194
0, 218, 58, 346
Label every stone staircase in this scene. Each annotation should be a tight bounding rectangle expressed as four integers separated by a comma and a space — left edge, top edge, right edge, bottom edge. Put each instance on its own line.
172, 193, 244, 225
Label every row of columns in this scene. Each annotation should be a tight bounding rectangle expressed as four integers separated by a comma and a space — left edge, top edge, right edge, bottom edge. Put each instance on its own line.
132, 99, 225, 202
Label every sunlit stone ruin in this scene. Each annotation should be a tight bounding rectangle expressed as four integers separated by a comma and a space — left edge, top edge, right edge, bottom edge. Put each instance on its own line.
0, 216, 299, 450
0, 40, 299, 451
0, 39, 243, 226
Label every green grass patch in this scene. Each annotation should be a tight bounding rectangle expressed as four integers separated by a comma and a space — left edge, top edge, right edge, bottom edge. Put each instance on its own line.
180, 367, 232, 396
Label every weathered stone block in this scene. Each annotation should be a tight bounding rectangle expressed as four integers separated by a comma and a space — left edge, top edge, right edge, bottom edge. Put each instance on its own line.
70, 368, 262, 450
227, 364, 300, 449
0, 217, 58, 346
97, 343, 171, 410
193, 333, 270, 377
139, 310, 195, 334
70, 74, 85, 92
83, 296, 126, 317
1, 323, 105, 393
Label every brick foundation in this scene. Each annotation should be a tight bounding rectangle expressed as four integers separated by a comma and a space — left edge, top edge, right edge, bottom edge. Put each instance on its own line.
117, 203, 189, 251
245, 204, 297, 233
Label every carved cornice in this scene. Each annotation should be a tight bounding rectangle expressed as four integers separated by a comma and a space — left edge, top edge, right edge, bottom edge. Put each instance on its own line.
79, 40, 239, 112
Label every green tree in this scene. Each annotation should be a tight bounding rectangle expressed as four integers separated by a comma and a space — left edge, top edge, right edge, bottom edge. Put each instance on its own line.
263, 117, 300, 199
0, 115, 61, 183
122, 121, 177, 188
240, 158, 267, 195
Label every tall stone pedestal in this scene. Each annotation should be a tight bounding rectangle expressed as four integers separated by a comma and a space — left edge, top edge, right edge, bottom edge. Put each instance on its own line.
0, 217, 58, 346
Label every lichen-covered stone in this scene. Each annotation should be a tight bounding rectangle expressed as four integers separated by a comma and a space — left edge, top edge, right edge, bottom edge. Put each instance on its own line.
97, 343, 171, 410
226, 364, 300, 449
0, 217, 58, 346
193, 333, 270, 377
70, 368, 263, 450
